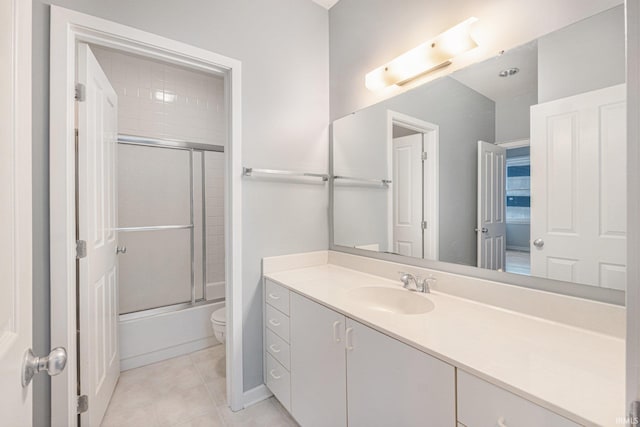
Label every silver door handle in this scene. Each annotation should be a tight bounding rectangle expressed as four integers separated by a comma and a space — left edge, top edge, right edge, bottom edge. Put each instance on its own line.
116, 246, 127, 255
22, 347, 67, 387
533, 238, 544, 248
474, 227, 488, 233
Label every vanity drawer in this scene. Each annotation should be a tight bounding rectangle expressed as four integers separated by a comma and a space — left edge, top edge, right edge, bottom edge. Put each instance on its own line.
457, 371, 581, 427
265, 328, 290, 370
266, 352, 291, 412
265, 279, 290, 315
265, 304, 290, 342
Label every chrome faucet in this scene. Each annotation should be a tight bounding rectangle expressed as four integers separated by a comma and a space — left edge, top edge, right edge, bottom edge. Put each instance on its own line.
399, 272, 432, 293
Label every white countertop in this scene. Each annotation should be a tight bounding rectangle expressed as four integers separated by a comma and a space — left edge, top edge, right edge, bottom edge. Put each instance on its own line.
265, 264, 624, 427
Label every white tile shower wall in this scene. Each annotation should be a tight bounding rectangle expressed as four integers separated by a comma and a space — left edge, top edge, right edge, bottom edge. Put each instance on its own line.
205, 151, 225, 299
92, 46, 226, 146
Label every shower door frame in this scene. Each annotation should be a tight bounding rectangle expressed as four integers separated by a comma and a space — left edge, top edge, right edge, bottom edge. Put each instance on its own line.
49, 7, 245, 426
116, 135, 225, 319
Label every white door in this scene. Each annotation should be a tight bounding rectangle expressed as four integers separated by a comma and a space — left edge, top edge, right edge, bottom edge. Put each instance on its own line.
290, 293, 347, 427
530, 84, 626, 289
393, 134, 423, 257
477, 141, 507, 270
345, 319, 456, 427
0, 0, 34, 424
77, 43, 120, 426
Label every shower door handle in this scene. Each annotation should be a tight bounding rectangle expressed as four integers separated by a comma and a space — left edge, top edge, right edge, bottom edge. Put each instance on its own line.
116, 246, 127, 255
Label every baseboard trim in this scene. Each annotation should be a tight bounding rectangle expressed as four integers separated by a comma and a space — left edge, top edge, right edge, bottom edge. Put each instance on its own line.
243, 384, 272, 408
121, 337, 217, 371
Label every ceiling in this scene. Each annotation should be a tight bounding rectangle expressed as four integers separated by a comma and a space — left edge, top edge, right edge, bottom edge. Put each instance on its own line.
311, 0, 341, 10
451, 40, 538, 101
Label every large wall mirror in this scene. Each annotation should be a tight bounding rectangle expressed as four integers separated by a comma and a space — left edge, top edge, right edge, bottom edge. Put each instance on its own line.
331, 5, 626, 304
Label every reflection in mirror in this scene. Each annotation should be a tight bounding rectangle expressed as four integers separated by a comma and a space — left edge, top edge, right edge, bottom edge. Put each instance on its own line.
332, 5, 626, 291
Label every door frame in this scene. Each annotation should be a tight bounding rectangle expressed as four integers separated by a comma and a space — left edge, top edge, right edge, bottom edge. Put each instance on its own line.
386, 110, 439, 260
49, 7, 244, 425
628, 0, 640, 416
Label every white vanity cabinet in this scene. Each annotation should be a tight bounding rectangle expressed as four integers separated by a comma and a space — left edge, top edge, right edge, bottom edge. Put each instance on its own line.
345, 318, 456, 427
263, 279, 292, 411
457, 371, 581, 427
290, 292, 347, 427
286, 291, 456, 427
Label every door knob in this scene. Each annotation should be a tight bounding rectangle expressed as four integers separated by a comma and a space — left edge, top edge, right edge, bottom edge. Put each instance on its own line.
22, 347, 67, 387
474, 227, 488, 233
116, 246, 127, 255
533, 238, 544, 248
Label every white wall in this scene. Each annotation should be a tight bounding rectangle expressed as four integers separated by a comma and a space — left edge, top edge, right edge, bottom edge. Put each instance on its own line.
32, 1, 329, 423
329, 0, 623, 120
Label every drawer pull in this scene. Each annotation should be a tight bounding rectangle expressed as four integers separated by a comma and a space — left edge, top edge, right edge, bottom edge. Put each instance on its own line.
268, 293, 281, 300
346, 327, 354, 351
497, 417, 507, 427
333, 320, 342, 343
269, 369, 282, 380
269, 344, 281, 353
269, 319, 281, 327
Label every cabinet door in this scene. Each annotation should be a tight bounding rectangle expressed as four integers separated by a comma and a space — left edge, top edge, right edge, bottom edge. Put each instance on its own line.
290, 293, 347, 427
346, 319, 456, 427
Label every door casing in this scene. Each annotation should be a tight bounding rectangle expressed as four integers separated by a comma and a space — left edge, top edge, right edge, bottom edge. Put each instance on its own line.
49, 7, 244, 425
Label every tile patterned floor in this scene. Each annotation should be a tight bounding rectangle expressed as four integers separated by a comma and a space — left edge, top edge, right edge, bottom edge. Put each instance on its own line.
101, 345, 298, 427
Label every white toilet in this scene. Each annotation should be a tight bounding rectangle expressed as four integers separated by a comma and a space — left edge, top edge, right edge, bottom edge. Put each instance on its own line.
211, 306, 226, 343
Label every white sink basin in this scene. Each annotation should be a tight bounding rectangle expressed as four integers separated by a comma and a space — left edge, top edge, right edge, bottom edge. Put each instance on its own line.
347, 287, 434, 315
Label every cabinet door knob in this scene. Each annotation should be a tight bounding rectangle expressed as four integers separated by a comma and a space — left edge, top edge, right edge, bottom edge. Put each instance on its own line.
269, 344, 281, 353
269, 369, 282, 380
268, 293, 280, 300
345, 327, 354, 351
268, 319, 281, 327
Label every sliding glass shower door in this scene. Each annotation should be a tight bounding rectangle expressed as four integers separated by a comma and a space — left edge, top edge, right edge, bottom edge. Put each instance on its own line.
117, 139, 223, 315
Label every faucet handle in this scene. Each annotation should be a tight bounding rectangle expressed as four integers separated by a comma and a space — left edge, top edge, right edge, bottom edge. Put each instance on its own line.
398, 272, 414, 288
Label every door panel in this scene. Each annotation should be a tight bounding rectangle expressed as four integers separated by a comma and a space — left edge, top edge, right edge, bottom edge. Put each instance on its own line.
477, 141, 507, 270
290, 293, 347, 427
393, 134, 423, 257
530, 84, 626, 289
0, 0, 32, 424
346, 319, 455, 427
78, 43, 120, 426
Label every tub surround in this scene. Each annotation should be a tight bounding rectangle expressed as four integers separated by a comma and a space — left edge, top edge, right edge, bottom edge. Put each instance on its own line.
263, 251, 624, 427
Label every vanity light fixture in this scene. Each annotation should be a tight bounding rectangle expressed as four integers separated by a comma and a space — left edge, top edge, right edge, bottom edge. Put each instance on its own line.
365, 17, 479, 91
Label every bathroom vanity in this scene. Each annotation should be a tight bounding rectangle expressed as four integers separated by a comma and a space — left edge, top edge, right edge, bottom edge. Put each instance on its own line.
262, 251, 623, 427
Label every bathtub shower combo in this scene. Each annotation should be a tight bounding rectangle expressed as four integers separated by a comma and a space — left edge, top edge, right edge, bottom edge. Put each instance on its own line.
91, 46, 228, 369
116, 136, 227, 368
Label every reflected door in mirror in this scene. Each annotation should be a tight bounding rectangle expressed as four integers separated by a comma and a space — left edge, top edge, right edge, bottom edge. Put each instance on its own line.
530, 84, 626, 290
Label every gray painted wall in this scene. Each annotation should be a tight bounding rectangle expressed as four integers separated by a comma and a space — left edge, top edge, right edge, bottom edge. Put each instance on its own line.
507, 223, 530, 250
538, 5, 625, 103
495, 90, 537, 142
333, 77, 495, 266
32, 1, 328, 424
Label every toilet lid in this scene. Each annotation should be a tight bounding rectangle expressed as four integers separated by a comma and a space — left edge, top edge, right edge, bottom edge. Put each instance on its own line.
211, 307, 226, 324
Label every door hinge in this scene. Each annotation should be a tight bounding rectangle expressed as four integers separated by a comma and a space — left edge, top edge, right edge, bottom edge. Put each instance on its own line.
77, 394, 88, 414
421, 220, 427, 230
421, 152, 428, 161
76, 240, 87, 259
75, 83, 86, 102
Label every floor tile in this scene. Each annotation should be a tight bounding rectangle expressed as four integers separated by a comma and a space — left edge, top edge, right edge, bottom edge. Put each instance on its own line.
154, 383, 213, 427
